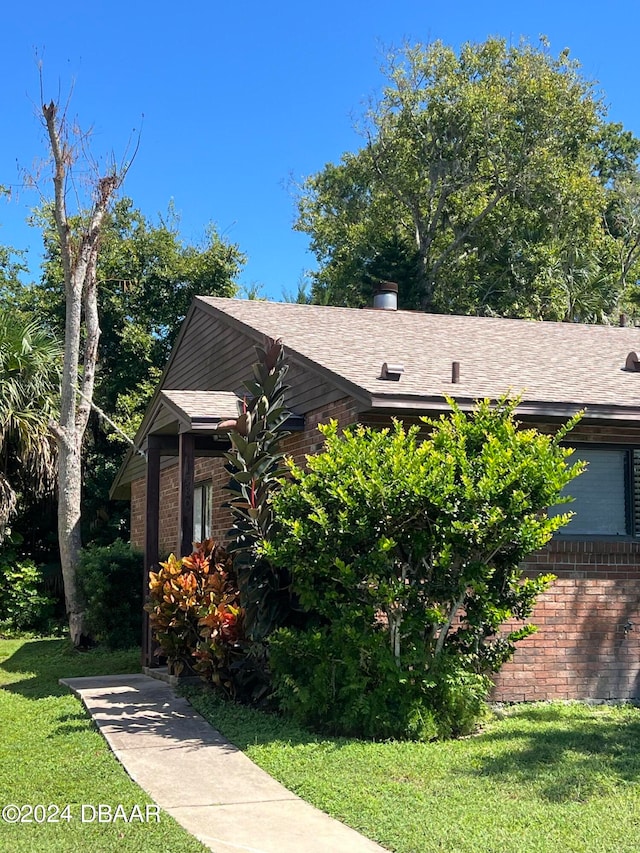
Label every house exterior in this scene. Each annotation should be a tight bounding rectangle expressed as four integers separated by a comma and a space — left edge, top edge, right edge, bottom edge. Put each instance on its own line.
111, 295, 640, 701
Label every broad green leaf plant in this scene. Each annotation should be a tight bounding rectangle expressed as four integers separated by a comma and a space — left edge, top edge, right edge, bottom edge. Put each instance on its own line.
225, 337, 292, 641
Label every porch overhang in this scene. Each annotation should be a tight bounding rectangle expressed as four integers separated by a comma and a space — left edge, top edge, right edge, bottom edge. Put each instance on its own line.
110, 389, 304, 500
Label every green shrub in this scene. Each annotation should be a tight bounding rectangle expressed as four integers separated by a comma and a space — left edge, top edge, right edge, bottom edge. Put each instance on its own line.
424, 654, 492, 738
77, 540, 143, 649
0, 539, 55, 635
262, 397, 583, 740
270, 623, 441, 740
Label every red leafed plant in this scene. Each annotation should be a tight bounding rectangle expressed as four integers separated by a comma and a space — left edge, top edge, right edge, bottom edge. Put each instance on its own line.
146, 539, 245, 692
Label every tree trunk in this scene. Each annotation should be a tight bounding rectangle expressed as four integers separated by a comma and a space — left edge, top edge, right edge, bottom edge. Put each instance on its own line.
57, 430, 85, 644
55, 257, 101, 645
43, 100, 119, 646
434, 588, 468, 659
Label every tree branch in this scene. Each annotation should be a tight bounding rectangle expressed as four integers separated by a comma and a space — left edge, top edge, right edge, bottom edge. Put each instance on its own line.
434, 586, 467, 658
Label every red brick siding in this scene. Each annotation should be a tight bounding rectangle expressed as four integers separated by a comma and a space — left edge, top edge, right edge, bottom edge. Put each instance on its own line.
130, 477, 145, 552
206, 456, 232, 543
281, 397, 359, 465
535, 422, 640, 445
130, 457, 229, 555
158, 464, 179, 555
492, 540, 640, 702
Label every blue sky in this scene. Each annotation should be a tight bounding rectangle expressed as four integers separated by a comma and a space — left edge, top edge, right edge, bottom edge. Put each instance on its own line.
1, 1, 639, 300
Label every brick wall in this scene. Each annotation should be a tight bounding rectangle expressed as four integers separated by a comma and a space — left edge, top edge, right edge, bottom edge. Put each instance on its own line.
492, 539, 640, 702
158, 464, 179, 555
131, 456, 234, 555
129, 397, 360, 555
281, 397, 359, 462
130, 477, 146, 551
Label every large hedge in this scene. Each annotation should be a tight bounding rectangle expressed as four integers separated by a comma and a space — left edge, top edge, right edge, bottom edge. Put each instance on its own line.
262, 398, 584, 739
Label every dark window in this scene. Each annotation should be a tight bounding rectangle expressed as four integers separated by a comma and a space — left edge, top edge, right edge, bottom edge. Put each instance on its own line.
552, 446, 638, 536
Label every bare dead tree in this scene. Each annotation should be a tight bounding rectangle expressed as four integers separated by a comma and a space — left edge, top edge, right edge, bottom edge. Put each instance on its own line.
42, 98, 132, 645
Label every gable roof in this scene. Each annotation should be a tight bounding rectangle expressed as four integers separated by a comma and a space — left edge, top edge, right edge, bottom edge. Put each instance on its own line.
111, 297, 640, 500
198, 297, 640, 419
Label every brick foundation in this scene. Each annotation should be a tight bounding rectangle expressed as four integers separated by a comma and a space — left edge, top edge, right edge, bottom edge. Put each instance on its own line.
492, 539, 640, 702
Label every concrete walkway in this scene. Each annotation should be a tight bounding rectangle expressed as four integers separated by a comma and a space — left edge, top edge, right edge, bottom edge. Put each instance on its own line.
60, 674, 387, 853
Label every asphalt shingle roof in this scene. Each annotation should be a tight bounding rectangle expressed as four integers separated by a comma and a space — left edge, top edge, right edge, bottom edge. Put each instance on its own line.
161, 390, 241, 424
199, 297, 640, 413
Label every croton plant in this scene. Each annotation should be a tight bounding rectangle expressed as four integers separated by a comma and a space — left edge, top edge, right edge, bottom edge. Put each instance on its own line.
146, 539, 245, 692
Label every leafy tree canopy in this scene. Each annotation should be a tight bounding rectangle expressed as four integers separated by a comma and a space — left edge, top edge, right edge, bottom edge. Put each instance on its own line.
17, 198, 244, 436
296, 37, 640, 321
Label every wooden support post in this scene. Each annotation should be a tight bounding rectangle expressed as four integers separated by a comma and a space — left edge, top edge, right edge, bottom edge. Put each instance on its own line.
142, 435, 161, 668
178, 432, 195, 558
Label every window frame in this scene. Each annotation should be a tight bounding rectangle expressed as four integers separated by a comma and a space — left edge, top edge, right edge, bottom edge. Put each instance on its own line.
193, 480, 213, 544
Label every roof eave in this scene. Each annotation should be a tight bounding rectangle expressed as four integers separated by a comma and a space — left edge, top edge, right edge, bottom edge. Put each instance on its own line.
367, 393, 640, 423
109, 302, 205, 500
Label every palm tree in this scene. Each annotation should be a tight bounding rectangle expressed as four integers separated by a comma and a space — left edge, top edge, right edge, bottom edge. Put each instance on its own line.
0, 311, 61, 538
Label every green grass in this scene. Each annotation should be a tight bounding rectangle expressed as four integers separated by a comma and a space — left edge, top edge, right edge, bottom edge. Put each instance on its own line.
8, 637, 640, 853
184, 686, 640, 853
0, 638, 207, 853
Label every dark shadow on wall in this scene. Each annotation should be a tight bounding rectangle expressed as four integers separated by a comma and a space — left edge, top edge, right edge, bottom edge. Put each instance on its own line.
493, 572, 640, 701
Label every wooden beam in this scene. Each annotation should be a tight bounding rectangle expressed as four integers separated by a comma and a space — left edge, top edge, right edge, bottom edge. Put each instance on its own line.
178, 432, 196, 557
142, 435, 161, 668
144, 434, 231, 456
143, 413, 304, 456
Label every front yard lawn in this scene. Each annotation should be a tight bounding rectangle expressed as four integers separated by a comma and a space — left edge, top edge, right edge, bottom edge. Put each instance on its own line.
5, 636, 640, 853
184, 686, 640, 853
0, 637, 207, 853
